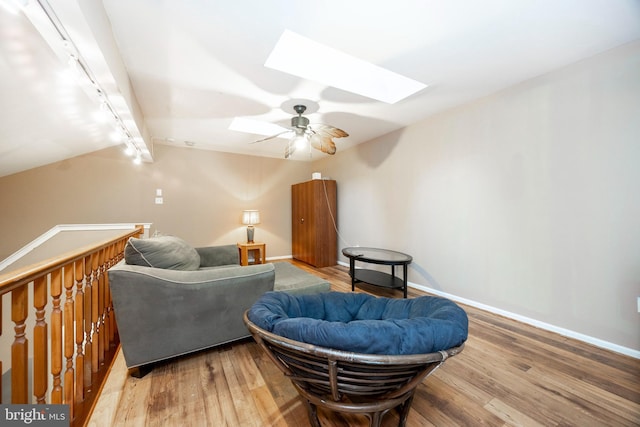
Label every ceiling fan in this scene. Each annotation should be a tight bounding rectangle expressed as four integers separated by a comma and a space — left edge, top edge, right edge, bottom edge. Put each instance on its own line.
248, 103, 348, 159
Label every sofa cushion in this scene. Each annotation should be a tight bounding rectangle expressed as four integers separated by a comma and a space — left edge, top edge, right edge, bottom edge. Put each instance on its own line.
124, 236, 200, 270
273, 262, 330, 294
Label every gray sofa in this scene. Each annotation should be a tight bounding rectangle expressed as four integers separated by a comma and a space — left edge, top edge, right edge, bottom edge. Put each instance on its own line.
108, 237, 275, 374
108, 236, 331, 376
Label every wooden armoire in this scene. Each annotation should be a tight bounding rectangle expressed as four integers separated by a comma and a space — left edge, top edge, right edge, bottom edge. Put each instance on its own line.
291, 179, 337, 267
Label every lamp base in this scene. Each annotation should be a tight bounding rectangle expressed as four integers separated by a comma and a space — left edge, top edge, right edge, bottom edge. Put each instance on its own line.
246, 226, 255, 243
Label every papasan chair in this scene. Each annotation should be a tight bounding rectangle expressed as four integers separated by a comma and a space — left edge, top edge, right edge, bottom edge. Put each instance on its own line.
244, 291, 468, 427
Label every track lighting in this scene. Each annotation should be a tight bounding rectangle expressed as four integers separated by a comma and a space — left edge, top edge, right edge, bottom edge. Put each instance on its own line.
15, 0, 149, 166
124, 141, 135, 157
66, 54, 80, 75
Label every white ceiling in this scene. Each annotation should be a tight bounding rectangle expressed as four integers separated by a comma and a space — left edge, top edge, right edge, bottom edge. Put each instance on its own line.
1, 0, 639, 177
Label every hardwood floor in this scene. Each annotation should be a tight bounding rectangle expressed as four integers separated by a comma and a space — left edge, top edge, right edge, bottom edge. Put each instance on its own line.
89, 261, 640, 426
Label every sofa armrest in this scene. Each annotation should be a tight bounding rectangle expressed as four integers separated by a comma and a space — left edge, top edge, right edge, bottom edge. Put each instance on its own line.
196, 244, 239, 267
108, 261, 274, 368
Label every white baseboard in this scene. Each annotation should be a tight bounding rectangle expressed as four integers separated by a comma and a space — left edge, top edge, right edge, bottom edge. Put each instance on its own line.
266, 255, 293, 262
337, 261, 640, 359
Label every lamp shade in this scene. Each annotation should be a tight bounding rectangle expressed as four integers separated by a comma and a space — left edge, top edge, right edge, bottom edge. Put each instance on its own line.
242, 210, 261, 225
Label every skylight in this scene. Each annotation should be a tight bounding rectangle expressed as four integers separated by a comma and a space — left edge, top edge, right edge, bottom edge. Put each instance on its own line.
264, 30, 427, 104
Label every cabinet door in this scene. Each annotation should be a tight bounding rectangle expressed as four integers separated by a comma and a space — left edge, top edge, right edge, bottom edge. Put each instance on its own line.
292, 181, 313, 264
292, 180, 337, 267
312, 180, 337, 267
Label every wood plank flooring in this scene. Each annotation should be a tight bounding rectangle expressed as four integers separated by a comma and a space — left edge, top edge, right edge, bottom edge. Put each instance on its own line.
88, 261, 640, 426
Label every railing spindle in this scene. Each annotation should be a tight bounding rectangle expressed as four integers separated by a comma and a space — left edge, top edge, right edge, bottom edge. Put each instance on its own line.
11, 284, 29, 403
63, 263, 75, 419
74, 259, 85, 403
83, 255, 93, 386
104, 244, 114, 349
98, 248, 106, 365
50, 267, 63, 404
33, 276, 48, 404
92, 250, 101, 372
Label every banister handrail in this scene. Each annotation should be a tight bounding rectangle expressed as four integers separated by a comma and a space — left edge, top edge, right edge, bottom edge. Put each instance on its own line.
0, 223, 151, 273
0, 224, 144, 427
0, 226, 143, 295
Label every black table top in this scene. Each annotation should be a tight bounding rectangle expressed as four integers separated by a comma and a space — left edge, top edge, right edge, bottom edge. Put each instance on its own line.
342, 247, 412, 264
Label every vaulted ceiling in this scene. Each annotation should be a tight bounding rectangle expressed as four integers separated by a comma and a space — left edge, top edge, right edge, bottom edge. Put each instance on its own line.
1, 0, 639, 177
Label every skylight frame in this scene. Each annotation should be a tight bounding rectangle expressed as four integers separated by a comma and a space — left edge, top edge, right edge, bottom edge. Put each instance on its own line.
264, 30, 427, 104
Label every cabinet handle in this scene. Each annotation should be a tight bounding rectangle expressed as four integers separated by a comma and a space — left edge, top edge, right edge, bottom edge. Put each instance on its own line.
300, 218, 305, 223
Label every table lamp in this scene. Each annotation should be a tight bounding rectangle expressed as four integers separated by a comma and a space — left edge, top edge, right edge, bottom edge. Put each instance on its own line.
242, 210, 260, 243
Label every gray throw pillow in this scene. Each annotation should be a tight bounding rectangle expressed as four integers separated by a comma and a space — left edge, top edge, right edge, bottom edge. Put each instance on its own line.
124, 236, 201, 270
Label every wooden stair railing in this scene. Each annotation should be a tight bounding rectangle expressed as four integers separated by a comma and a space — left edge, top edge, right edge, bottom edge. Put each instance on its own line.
0, 225, 143, 426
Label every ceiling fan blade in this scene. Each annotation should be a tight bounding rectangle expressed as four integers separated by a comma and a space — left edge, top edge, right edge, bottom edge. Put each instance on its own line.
307, 124, 348, 155
284, 138, 296, 158
248, 130, 291, 144
308, 124, 349, 138
309, 133, 337, 155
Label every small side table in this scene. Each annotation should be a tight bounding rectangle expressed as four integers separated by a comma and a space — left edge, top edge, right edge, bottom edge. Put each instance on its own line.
237, 242, 266, 266
342, 247, 412, 298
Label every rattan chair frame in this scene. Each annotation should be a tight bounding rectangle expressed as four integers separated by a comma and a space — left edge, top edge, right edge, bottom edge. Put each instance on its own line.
244, 311, 465, 427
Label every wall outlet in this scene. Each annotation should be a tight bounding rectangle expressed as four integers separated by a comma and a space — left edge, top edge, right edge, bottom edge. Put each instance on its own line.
155, 197, 163, 205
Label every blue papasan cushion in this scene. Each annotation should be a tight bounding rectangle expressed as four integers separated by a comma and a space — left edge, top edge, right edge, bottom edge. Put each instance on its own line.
248, 291, 468, 355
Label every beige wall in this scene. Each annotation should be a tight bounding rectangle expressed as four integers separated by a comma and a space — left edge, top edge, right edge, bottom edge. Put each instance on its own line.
1, 42, 638, 354
315, 42, 640, 352
0, 144, 313, 260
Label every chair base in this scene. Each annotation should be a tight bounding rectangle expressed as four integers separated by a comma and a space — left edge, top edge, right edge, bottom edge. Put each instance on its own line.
297, 384, 416, 427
